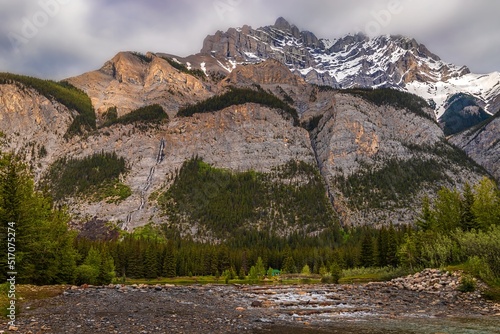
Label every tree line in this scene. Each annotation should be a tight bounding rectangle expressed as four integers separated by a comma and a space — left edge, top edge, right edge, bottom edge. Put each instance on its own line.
177, 86, 299, 125
1, 152, 498, 289
45, 151, 128, 201
0, 73, 95, 138
100, 104, 168, 128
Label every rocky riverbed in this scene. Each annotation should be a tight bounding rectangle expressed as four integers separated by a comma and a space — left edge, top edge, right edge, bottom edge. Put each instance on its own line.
5, 269, 500, 333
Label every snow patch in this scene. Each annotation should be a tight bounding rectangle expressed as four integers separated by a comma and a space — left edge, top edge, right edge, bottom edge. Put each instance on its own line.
200, 62, 207, 76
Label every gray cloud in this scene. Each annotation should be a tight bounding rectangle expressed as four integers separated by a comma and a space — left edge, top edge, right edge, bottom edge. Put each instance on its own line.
0, 0, 498, 79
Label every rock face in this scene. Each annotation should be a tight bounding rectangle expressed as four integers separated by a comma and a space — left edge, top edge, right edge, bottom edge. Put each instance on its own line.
67, 52, 216, 120
0, 84, 73, 181
0, 21, 497, 233
450, 113, 500, 181
197, 17, 499, 119
308, 91, 485, 225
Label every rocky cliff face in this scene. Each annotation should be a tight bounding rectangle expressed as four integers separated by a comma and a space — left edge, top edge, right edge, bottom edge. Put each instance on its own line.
0, 84, 73, 181
197, 18, 499, 117
0, 20, 497, 233
67, 52, 216, 121
450, 114, 500, 181
309, 91, 484, 225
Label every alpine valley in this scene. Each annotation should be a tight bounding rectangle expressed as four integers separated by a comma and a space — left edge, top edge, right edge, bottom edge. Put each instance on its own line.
1, 17, 499, 239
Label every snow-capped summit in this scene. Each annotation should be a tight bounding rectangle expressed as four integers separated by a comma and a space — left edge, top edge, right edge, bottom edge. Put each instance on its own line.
198, 18, 500, 120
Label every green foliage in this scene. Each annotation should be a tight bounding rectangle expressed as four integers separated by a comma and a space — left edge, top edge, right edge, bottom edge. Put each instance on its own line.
46, 151, 127, 201
0, 154, 77, 285
342, 88, 434, 122
454, 225, 500, 281
177, 87, 299, 125
340, 266, 409, 283
471, 178, 500, 229
440, 93, 490, 135
330, 262, 343, 284
360, 234, 374, 267
102, 106, 118, 124
131, 52, 152, 63
415, 177, 499, 234
335, 158, 447, 210
457, 275, 477, 293
92, 182, 132, 204
101, 104, 168, 128
0, 73, 96, 138
398, 178, 500, 289
159, 158, 336, 238
161, 57, 205, 78
301, 264, 311, 275
75, 246, 115, 285
416, 196, 436, 231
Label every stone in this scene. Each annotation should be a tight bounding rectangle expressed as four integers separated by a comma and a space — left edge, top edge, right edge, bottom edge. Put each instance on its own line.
251, 300, 263, 307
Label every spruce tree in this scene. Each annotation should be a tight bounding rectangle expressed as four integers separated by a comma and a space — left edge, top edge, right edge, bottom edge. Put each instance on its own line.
162, 243, 176, 278
360, 234, 374, 267
460, 182, 478, 231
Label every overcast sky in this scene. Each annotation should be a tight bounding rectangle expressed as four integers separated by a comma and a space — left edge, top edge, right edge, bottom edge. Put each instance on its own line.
1, 0, 498, 80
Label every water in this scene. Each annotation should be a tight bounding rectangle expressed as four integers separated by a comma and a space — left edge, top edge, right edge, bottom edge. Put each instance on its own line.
254, 317, 500, 334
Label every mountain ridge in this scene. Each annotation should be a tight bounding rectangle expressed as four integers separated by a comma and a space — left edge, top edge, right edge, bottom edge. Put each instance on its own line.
182, 17, 500, 123
0, 18, 498, 236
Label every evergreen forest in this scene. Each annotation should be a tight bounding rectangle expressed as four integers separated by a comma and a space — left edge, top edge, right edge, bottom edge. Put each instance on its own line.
1, 152, 499, 296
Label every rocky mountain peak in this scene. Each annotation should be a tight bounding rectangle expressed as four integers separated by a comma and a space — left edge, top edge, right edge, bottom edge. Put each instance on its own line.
274, 17, 292, 31
198, 18, 497, 119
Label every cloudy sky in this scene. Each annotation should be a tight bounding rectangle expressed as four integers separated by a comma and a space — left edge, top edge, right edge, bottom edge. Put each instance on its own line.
1, 0, 498, 80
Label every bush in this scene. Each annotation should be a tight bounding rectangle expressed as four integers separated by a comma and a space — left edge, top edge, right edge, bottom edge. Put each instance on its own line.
457, 275, 476, 293
75, 264, 99, 285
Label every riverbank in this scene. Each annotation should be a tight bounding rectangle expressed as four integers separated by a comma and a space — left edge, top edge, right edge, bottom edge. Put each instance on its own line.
4, 269, 500, 333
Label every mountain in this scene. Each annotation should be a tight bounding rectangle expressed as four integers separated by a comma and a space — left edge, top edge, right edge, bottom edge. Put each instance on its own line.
0, 18, 497, 238
184, 17, 500, 132
450, 112, 500, 181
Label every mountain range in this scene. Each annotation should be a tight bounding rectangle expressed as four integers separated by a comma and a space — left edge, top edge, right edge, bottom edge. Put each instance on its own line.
0, 17, 498, 239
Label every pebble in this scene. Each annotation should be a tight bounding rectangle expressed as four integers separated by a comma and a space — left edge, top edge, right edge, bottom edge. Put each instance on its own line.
12, 269, 500, 333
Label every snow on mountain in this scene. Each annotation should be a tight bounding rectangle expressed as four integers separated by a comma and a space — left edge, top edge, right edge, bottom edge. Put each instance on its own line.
197, 17, 500, 119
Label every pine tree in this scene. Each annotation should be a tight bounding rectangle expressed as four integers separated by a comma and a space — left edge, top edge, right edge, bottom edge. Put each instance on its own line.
98, 250, 116, 284
386, 224, 399, 267
460, 182, 478, 231
0, 154, 77, 284
377, 227, 389, 267
416, 195, 435, 231
162, 243, 176, 278
281, 254, 296, 274
254, 257, 266, 278
360, 234, 374, 267
144, 243, 159, 279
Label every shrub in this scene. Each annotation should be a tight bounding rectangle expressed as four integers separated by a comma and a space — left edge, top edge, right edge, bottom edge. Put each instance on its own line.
457, 275, 476, 293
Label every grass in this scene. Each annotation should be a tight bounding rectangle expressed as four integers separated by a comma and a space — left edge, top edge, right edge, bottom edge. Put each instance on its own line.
340, 266, 411, 284
117, 269, 411, 286
445, 264, 500, 301
115, 275, 323, 286
1, 284, 66, 319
